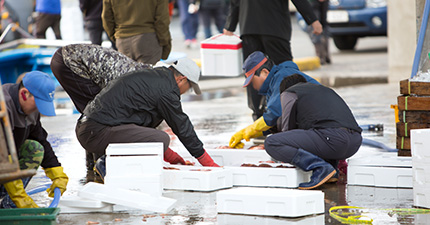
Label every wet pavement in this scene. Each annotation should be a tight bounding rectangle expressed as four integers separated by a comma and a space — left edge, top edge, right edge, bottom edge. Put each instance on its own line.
24, 81, 429, 225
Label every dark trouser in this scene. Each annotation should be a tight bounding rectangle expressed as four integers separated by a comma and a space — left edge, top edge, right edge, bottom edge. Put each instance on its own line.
177, 0, 199, 40
35, 13, 62, 39
199, 8, 226, 38
84, 19, 104, 45
0, 140, 44, 208
75, 118, 170, 156
116, 33, 162, 64
264, 128, 362, 164
241, 34, 293, 120
50, 48, 101, 114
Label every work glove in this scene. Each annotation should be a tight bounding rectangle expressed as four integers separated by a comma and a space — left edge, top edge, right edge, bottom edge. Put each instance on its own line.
44, 166, 68, 197
228, 128, 246, 149
197, 151, 220, 167
161, 42, 172, 60
164, 148, 186, 165
3, 179, 38, 208
243, 117, 272, 141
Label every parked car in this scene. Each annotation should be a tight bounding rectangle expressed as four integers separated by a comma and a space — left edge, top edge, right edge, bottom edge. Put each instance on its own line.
297, 0, 387, 50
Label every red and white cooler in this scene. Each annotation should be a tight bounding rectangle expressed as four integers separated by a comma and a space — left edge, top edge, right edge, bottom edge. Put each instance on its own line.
200, 34, 243, 76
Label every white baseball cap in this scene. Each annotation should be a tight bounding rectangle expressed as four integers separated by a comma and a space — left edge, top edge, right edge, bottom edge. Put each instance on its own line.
170, 58, 201, 95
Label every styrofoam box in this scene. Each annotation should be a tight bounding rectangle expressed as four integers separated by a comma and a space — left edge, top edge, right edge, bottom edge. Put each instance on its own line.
106, 142, 163, 155
217, 214, 325, 225
348, 165, 412, 188
217, 187, 324, 217
413, 183, 430, 209
58, 196, 113, 214
225, 164, 310, 188
411, 129, 430, 163
348, 153, 412, 168
104, 174, 162, 196
205, 149, 272, 166
412, 160, 430, 186
347, 185, 412, 206
163, 165, 233, 191
78, 182, 176, 213
200, 34, 243, 76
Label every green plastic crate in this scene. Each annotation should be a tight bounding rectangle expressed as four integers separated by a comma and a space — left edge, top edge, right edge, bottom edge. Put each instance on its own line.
0, 207, 60, 225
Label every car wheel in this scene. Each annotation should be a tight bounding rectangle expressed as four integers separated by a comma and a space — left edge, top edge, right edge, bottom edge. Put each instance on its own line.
333, 35, 358, 50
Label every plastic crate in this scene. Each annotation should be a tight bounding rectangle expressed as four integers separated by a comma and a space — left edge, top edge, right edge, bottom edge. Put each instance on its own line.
0, 207, 60, 225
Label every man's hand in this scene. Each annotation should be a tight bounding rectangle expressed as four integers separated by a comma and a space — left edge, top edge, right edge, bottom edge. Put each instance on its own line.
44, 166, 68, 197
223, 29, 234, 36
311, 20, 323, 35
164, 148, 186, 165
229, 129, 245, 148
197, 151, 220, 167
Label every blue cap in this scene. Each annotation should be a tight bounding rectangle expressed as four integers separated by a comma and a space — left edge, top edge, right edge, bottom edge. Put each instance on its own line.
242, 51, 267, 87
22, 71, 56, 116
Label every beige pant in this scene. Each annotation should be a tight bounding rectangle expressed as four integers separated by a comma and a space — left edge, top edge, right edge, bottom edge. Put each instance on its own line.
116, 32, 162, 65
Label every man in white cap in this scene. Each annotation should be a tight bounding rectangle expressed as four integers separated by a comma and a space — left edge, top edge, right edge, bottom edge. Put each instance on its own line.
1, 71, 68, 208
75, 58, 219, 180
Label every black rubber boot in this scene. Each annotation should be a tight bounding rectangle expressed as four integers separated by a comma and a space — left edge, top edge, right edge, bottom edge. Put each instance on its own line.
94, 155, 106, 182
290, 149, 336, 190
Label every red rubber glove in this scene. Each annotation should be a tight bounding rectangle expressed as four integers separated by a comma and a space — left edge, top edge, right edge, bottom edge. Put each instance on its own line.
164, 148, 186, 165
197, 151, 220, 167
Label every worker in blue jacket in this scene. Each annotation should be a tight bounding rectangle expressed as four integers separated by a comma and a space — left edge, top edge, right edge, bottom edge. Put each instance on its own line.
35, 0, 62, 39
229, 51, 319, 149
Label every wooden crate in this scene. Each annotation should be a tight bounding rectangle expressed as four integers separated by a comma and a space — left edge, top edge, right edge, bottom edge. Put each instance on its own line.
396, 136, 410, 150
398, 110, 430, 123
396, 122, 430, 137
400, 79, 430, 96
397, 96, 430, 111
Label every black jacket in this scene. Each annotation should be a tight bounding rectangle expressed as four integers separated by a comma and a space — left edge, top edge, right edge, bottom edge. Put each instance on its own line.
2, 84, 60, 168
224, 0, 317, 40
84, 67, 205, 157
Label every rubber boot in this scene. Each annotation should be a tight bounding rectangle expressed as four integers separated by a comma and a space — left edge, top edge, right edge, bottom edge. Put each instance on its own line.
94, 155, 106, 182
290, 149, 336, 190
314, 43, 326, 65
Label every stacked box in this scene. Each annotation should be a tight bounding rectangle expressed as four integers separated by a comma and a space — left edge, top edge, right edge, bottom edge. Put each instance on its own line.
104, 143, 163, 196
396, 79, 430, 156
411, 129, 430, 208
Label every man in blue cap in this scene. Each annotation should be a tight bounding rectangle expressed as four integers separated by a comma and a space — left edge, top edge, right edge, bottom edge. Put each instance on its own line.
229, 51, 319, 149
0, 71, 68, 208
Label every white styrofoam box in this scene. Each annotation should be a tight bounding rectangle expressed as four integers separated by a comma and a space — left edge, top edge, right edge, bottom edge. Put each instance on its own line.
347, 153, 412, 168
348, 164, 412, 188
411, 129, 430, 163
225, 164, 310, 188
200, 34, 243, 76
78, 182, 176, 213
163, 165, 233, 191
217, 214, 325, 225
106, 142, 163, 156
217, 187, 324, 217
104, 174, 162, 196
412, 160, 430, 186
347, 185, 413, 207
413, 183, 430, 209
205, 149, 272, 166
106, 142, 163, 177
58, 195, 113, 214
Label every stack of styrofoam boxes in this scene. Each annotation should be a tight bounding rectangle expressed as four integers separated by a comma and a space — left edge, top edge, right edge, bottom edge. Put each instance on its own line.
217, 187, 324, 218
347, 153, 413, 188
104, 143, 163, 197
411, 129, 430, 208
200, 34, 243, 76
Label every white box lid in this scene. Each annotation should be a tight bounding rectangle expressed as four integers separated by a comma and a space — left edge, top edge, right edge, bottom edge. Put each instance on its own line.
348, 153, 412, 167
59, 195, 111, 208
78, 182, 176, 213
201, 34, 242, 49
218, 187, 323, 197
106, 143, 163, 156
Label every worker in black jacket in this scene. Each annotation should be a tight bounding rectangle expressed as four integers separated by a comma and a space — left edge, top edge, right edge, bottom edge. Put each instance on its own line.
75, 58, 219, 180
223, 0, 322, 122
264, 74, 362, 190
0, 71, 68, 208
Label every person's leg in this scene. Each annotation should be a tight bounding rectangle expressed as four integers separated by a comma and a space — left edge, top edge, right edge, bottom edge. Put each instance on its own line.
213, 8, 226, 34
51, 14, 62, 39
86, 19, 103, 45
260, 35, 293, 64
241, 35, 266, 120
116, 37, 134, 60
50, 48, 101, 113
35, 13, 50, 39
0, 140, 44, 208
131, 33, 162, 65
177, 0, 192, 41
199, 9, 212, 38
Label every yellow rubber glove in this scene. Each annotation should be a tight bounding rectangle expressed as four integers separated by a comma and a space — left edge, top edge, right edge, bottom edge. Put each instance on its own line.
243, 117, 272, 141
3, 179, 38, 208
229, 128, 246, 148
44, 166, 68, 197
